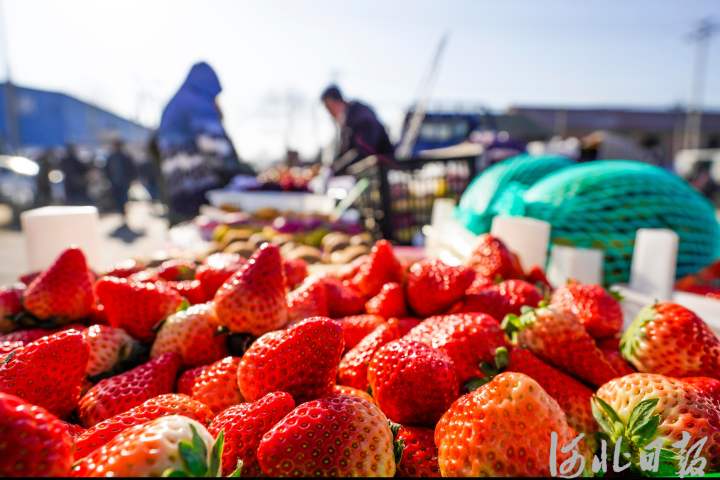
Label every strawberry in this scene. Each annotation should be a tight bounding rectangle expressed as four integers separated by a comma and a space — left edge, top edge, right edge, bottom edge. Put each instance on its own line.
0, 284, 24, 333
18, 270, 41, 286
150, 302, 227, 368
525, 264, 552, 290
395, 425, 441, 477
365, 282, 407, 318
351, 240, 404, 297
62, 420, 86, 438
337, 254, 367, 282
403, 313, 507, 383
257, 394, 396, 476
283, 257, 308, 290
406, 259, 475, 316
286, 279, 329, 324
451, 279, 542, 321
213, 243, 288, 336
336, 314, 385, 351
466, 234, 524, 284
177, 356, 243, 414
683, 377, 720, 403
595, 373, 720, 473
331, 384, 376, 404
0, 327, 48, 357
367, 339, 458, 426
94, 276, 183, 342
209, 391, 295, 476
503, 305, 619, 386
338, 319, 403, 391
73, 393, 213, 459
165, 279, 209, 304
551, 281, 623, 339
621, 302, 720, 378
0, 392, 73, 477
78, 352, 181, 426
195, 252, 245, 299
22, 247, 94, 321
127, 268, 160, 283
602, 349, 636, 377
102, 258, 144, 279
0, 330, 88, 418
323, 276, 365, 317
83, 325, 141, 377
156, 259, 195, 281
435, 372, 584, 477
72, 415, 230, 477
237, 317, 343, 402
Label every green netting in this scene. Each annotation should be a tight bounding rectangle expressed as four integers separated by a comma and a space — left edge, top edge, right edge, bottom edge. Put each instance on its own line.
490, 160, 720, 284
456, 153, 575, 233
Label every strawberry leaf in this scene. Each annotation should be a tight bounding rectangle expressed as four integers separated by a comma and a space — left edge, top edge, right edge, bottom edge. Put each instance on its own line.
591, 396, 624, 439
626, 398, 659, 442
163, 469, 188, 477
209, 431, 225, 477
608, 288, 624, 302
494, 346, 509, 370
228, 459, 244, 477
465, 377, 490, 392
179, 440, 206, 477
393, 438, 405, 465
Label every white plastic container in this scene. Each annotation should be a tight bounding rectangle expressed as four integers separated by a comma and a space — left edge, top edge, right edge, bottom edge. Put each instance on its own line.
490, 216, 551, 271
546, 245, 604, 286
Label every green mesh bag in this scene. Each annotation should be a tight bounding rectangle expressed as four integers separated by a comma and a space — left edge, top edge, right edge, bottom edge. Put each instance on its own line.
492, 160, 720, 284
456, 153, 574, 233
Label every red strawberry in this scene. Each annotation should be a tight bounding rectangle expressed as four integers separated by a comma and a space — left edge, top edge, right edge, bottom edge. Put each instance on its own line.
78, 352, 181, 426
237, 317, 343, 402
61, 420, 86, 438
0, 392, 73, 477
331, 384, 376, 404
150, 302, 227, 368
257, 394, 396, 477
683, 376, 720, 403
209, 391, 295, 476
551, 281, 623, 339
94, 277, 183, 342
602, 349, 636, 377
0, 327, 48, 345
18, 270, 41, 286
0, 284, 24, 333
287, 279, 329, 324
83, 325, 141, 377
336, 314, 385, 351
525, 264, 552, 290
365, 282, 407, 318
406, 259, 475, 317
102, 259, 144, 279
337, 254, 367, 282
395, 426, 440, 477
338, 319, 403, 391
283, 258, 308, 290
351, 240, 404, 297
165, 279, 208, 304
195, 252, 245, 298
177, 356, 243, 414
22, 247, 94, 321
156, 259, 195, 281
0, 330, 88, 418
451, 279, 542, 321
466, 234, 524, 284
403, 313, 507, 383
127, 268, 160, 283
368, 339, 458, 426
73, 393, 213, 459
213, 243, 288, 336
621, 302, 720, 378
323, 276, 366, 317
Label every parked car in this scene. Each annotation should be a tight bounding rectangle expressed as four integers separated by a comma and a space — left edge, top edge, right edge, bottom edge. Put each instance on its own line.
0, 155, 39, 222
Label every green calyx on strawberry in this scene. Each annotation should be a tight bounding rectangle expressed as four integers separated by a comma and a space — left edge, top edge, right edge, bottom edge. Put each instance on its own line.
162, 426, 242, 478
500, 306, 536, 341
619, 304, 655, 361
465, 346, 509, 392
388, 421, 405, 465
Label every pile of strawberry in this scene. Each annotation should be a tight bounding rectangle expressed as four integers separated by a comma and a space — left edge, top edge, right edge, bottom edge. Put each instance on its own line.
0, 234, 719, 477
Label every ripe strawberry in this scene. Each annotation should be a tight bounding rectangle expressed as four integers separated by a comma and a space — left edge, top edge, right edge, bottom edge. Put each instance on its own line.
238, 317, 343, 402
102, 258, 144, 278
683, 376, 720, 403
395, 425, 440, 477
61, 420, 86, 438
595, 373, 720, 472
213, 243, 288, 336
73, 393, 213, 459
0, 284, 23, 333
78, 352, 181, 426
177, 356, 243, 414
0, 392, 73, 477
156, 258, 196, 281
287, 279, 329, 324
83, 325, 141, 377
435, 372, 584, 477
0, 330, 88, 418
466, 234, 524, 284
283, 258, 308, 289
72, 415, 226, 477
525, 264, 552, 290
151, 302, 227, 368
403, 313, 507, 383
551, 281, 623, 339
94, 276, 183, 342
351, 240, 404, 297
0, 327, 47, 353
323, 276, 365, 317
18, 270, 41, 286
368, 339, 458, 426
257, 394, 396, 476
451, 279, 542, 321
195, 252, 245, 298
365, 282, 407, 318
503, 305, 619, 386
338, 319, 403, 391
407, 259, 475, 317
621, 302, 720, 378
331, 384, 376, 404
127, 267, 160, 283
22, 247, 94, 321
337, 254, 367, 282
336, 314, 385, 351
602, 349, 636, 377
165, 279, 209, 304
209, 391, 295, 476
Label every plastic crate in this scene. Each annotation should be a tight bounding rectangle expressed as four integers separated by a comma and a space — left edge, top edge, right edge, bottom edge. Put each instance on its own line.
347, 154, 477, 244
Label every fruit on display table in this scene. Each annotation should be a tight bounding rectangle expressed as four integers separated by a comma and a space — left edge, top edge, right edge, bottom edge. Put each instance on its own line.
0, 236, 719, 477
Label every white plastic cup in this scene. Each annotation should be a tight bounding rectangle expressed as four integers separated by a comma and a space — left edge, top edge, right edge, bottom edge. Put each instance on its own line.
547, 245, 604, 286
490, 216, 551, 270
20, 206, 102, 272
630, 228, 678, 300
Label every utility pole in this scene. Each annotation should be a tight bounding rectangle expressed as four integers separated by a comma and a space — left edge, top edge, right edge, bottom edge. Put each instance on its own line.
0, 0, 19, 152
683, 17, 719, 150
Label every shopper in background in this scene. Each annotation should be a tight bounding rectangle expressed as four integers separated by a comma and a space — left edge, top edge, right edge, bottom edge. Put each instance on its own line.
59, 143, 89, 204
320, 84, 393, 174
34, 149, 53, 207
105, 138, 137, 226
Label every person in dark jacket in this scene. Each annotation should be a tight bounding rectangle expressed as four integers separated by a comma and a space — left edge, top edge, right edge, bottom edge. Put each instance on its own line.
105, 138, 137, 225
321, 85, 393, 174
59, 144, 89, 204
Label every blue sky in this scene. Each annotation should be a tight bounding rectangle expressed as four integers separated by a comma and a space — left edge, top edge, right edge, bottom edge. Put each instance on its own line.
2, 0, 719, 161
